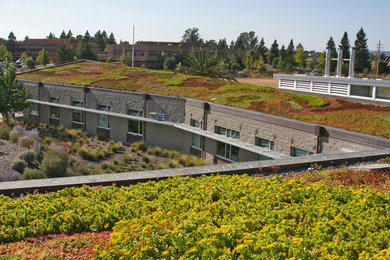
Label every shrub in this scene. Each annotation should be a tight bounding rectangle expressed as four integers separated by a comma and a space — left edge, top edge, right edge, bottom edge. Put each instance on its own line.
19, 136, 35, 148
151, 146, 162, 156
0, 171, 21, 182
142, 155, 150, 163
131, 142, 147, 152
9, 130, 23, 143
0, 127, 10, 140
41, 149, 69, 178
18, 150, 35, 165
22, 169, 47, 180
11, 159, 27, 174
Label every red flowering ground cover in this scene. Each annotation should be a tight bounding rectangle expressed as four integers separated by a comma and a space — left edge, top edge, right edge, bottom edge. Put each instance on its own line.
287, 169, 390, 192
0, 232, 111, 259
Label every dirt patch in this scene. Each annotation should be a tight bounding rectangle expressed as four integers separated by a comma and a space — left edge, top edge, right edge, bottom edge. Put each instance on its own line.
0, 140, 24, 174
236, 77, 278, 88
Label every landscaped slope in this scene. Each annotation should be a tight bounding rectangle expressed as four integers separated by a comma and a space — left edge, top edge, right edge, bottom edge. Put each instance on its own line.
1, 172, 390, 258
17, 62, 390, 138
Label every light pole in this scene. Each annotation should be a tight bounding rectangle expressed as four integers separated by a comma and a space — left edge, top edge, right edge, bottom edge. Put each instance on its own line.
132, 25, 135, 67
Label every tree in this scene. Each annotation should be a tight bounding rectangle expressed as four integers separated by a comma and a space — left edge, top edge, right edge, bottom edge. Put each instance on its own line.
77, 42, 97, 60
185, 49, 233, 80
326, 37, 337, 73
217, 38, 228, 50
295, 44, 307, 68
66, 30, 73, 39
119, 49, 131, 66
163, 57, 177, 71
47, 33, 55, 39
25, 57, 36, 69
83, 30, 91, 43
234, 31, 258, 51
316, 52, 326, 71
108, 33, 116, 44
57, 45, 75, 63
182, 28, 203, 44
19, 52, 29, 64
339, 31, 350, 59
0, 44, 12, 61
60, 30, 67, 39
0, 63, 30, 125
257, 37, 268, 62
37, 48, 50, 65
354, 28, 370, 74
269, 39, 279, 67
8, 32, 16, 41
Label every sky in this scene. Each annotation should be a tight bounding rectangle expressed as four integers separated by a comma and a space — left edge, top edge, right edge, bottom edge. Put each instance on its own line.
0, 0, 389, 51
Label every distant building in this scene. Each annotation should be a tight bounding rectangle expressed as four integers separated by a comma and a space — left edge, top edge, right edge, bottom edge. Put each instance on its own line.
106, 41, 234, 68
5, 39, 99, 63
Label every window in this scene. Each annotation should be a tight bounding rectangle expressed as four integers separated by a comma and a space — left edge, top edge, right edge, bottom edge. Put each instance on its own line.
127, 109, 143, 135
215, 126, 240, 139
72, 101, 83, 123
291, 147, 313, 157
97, 105, 110, 128
350, 85, 373, 98
50, 98, 59, 118
192, 134, 202, 149
257, 154, 271, 161
190, 119, 202, 129
255, 137, 274, 150
216, 141, 239, 161
29, 95, 38, 114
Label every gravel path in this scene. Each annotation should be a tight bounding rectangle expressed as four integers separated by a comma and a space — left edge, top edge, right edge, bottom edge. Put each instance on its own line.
0, 140, 24, 174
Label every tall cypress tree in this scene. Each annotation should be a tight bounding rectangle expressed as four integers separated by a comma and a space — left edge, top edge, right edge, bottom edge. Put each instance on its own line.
257, 37, 267, 61
60, 30, 67, 39
354, 28, 370, 73
269, 39, 279, 66
326, 37, 337, 73
339, 31, 350, 59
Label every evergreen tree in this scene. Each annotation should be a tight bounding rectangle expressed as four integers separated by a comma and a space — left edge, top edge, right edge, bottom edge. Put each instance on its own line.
57, 45, 75, 63
25, 57, 36, 69
326, 37, 337, 73
257, 37, 267, 62
339, 31, 350, 59
37, 49, 50, 65
60, 30, 67, 39
354, 28, 370, 74
94, 30, 106, 51
83, 30, 91, 43
269, 39, 279, 67
108, 33, 116, 44
8, 32, 16, 41
285, 39, 296, 70
181, 28, 203, 44
77, 42, 97, 60
47, 33, 55, 39
66, 30, 73, 39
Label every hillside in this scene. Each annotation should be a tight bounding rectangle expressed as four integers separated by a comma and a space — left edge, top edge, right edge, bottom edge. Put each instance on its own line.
1, 171, 390, 258
17, 62, 390, 138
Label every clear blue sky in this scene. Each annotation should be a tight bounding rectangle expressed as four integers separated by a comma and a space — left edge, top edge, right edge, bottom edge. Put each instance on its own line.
1, 0, 388, 51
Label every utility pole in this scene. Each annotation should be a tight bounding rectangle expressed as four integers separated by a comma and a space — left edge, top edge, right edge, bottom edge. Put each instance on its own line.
132, 25, 135, 67
376, 40, 382, 78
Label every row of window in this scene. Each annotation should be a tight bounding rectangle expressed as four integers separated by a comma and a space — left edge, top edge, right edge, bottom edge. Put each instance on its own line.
44, 99, 144, 135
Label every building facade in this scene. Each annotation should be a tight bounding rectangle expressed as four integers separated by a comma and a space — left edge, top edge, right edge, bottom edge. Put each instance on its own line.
21, 79, 390, 164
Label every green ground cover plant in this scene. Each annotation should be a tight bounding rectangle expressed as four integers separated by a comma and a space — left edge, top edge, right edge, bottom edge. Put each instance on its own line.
40, 65, 82, 73
221, 84, 275, 92
287, 93, 330, 107
0, 172, 389, 258
159, 76, 198, 86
